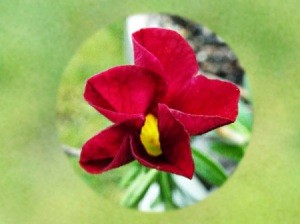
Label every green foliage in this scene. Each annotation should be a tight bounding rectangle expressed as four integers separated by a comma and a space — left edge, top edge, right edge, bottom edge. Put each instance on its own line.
121, 168, 159, 208
159, 173, 178, 210
192, 149, 228, 186
237, 101, 253, 131
211, 141, 244, 162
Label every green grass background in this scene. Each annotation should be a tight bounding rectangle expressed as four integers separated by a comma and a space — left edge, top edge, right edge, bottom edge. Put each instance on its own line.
0, 0, 299, 223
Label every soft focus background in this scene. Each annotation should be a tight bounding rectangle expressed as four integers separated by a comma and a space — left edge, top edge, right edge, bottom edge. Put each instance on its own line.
0, 0, 299, 223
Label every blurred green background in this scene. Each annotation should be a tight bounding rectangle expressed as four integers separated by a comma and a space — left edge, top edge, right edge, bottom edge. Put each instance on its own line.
0, 0, 299, 224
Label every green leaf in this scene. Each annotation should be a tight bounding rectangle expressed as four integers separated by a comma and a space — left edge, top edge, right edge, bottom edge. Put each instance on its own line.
150, 193, 163, 209
217, 119, 251, 147
192, 148, 227, 186
119, 162, 142, 189
121, 169, 159, 208
159, 173, 178, 210
242, 75, 253, 102
237, 100, 253, 131
210, 140, 244, 162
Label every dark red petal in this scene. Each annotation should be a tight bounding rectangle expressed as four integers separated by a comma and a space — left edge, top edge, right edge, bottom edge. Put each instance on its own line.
168, 75, 240, 135
132, 28, 199, 101
84, 65, 166, 124
158, 104, 194, 178
79, 124, 134, 174
131, 104, 194, 179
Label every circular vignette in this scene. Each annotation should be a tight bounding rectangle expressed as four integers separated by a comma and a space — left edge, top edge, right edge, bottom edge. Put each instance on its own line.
56, 14, 253, 212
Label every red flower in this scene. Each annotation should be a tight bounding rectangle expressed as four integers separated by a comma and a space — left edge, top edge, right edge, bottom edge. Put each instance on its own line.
79, 28, 240, 179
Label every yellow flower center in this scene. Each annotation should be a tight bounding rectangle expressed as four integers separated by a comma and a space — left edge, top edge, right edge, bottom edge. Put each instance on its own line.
140, 114, 162, 157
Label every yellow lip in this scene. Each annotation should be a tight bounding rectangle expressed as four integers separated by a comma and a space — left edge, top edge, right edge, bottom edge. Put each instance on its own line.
140, 114, 162, 157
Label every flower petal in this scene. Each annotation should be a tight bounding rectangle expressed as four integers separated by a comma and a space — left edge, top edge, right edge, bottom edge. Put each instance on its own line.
133, 28, 199, 101
79, 124, 134, 174
168, 75, 240, 135
131, 104, 194, 179
84, 65, 167, 124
